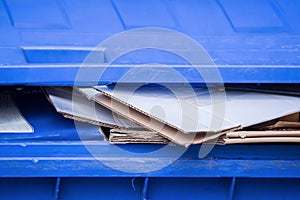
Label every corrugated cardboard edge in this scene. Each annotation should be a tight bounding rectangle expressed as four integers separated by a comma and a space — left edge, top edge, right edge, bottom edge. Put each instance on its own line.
89, 92, 240, 146
226, 130, 300, 138
109, 128, 169, 144
265, 121, 300, 129
73, 87, 144, 129
111, 128, 160, 135
45, 87, 143, 130
93, 86, 235, 134
221, 137, 300, 144
62, 113, 117, 128
43, 87, 118, 129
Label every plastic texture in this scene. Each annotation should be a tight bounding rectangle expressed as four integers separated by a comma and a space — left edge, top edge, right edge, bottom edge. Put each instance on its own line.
0, 0, 300, 85
0, 89, 299, 200
1, 1, 300, 199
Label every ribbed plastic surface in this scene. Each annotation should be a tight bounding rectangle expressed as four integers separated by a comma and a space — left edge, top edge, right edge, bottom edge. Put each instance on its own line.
0, 0, 300, 84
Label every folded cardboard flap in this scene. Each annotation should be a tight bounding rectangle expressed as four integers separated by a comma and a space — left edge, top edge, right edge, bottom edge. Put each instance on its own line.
45, 87, 141, 129
74, 86, 300, 146
94, 85, 238, 133
44, 86, 300, 145
91, 93, 223, 146
88, 86, 300, 145
94, 85, 300, 133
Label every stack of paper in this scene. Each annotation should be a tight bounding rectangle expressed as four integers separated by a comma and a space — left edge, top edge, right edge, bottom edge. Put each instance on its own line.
219, 113, 300, 144
45, 86, 300, 146
45, 87, 160, 143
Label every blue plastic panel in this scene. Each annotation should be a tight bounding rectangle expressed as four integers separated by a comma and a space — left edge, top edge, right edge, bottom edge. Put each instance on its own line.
0, 0, 300, 85
0, 89, 299, 199
0, 177, 299, 200
0, 89, 300, 178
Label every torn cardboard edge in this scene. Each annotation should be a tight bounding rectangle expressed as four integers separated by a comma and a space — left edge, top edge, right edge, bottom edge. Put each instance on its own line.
84, 91, 239, 146
99, 126, 158, 143
99, 126, 170, 144
109, 128, 169, 144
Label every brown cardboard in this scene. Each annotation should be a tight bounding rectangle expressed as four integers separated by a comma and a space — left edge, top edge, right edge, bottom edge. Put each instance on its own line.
222, 137, 300, 144
245, 113, 300, 130
226, 130, 300, 138
87, 92, 237, 146
94, 85, 300, 133
279, 112, 299, 122
265, 121, 300, 129
77, 86, 300, 145
222, 114, 300, 144
63, 113, 115, 128
109, 128, 169, 144
93, 86, 237, 133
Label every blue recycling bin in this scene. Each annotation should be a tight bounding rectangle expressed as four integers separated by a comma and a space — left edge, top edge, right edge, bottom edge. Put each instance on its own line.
0, 0, 300, 199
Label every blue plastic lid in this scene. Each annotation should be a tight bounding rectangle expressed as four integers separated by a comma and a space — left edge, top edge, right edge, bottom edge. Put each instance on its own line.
1, 0, 300, 85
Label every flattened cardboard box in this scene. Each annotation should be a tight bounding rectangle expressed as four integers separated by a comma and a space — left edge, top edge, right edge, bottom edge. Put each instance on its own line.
79, 85, 300, 146
220, 113, 300, 144
45, 87, 158, 143
79, 87, 225, 146
45, 87, 141, 129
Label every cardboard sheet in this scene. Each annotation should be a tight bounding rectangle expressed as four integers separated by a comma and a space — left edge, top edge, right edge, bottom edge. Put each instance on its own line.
226, 130, 300, 138
77, 85, 300, 145
221, 113, 300, 144
93, 86, 237, 133
222, 137, 300, 144
0, 94, 33, 133
79, 87, 237, 146
45, 87, 141, 129
94, 85, 300, 132
78, 85, 300, 146
280, 112, 299, 122
109, 128, 169, 144
264, 121, 300, 129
